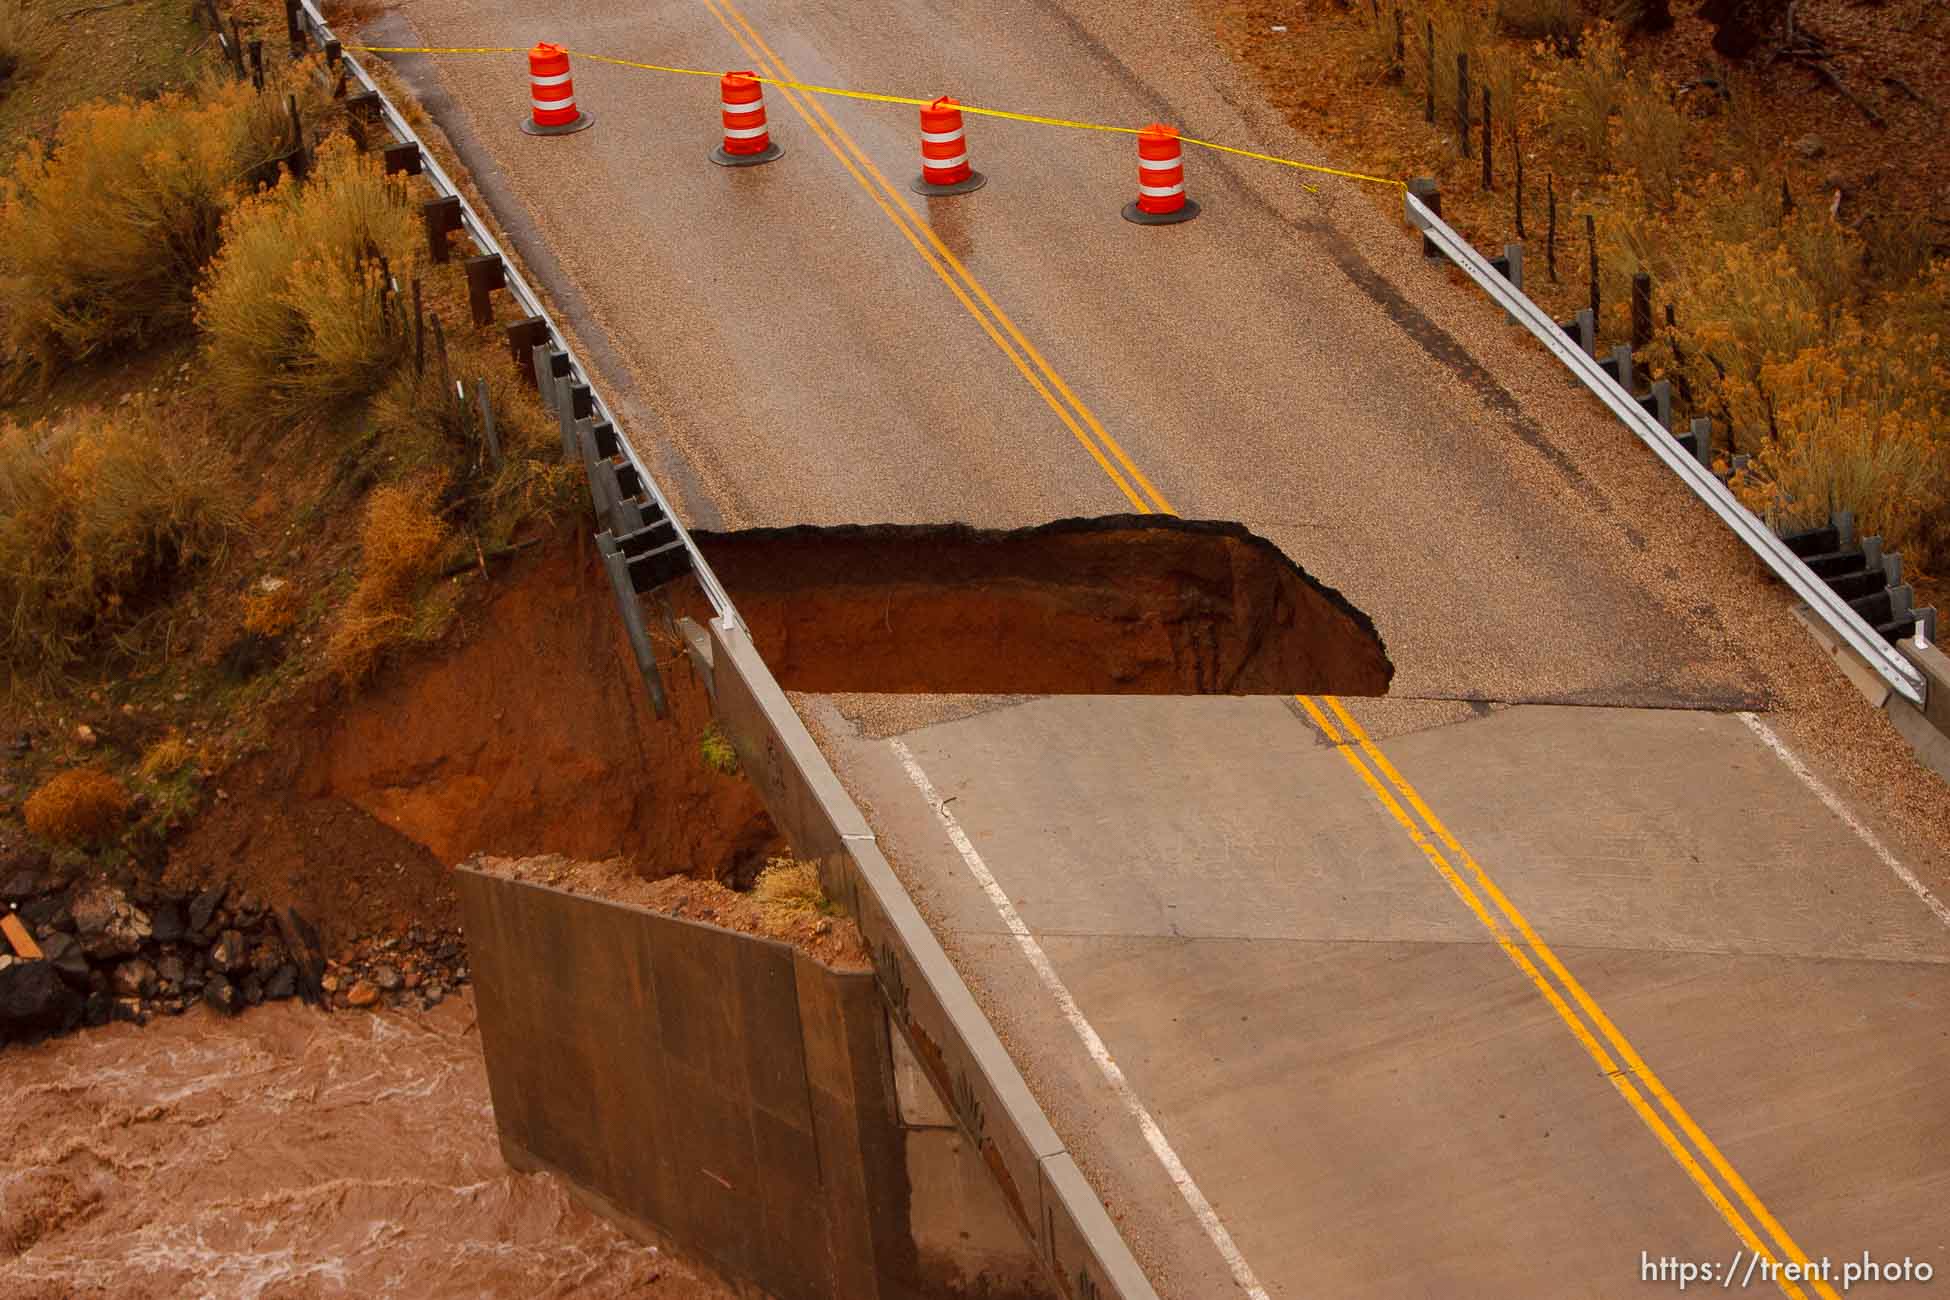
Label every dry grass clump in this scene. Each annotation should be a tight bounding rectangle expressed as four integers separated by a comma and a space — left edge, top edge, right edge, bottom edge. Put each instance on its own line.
326, 473, 452, 681
23, 767, 129, 845
0, 409, 242, 681
136, 734, 194, 782
198, 135, 421, 431
1552, 23, 1626, 167
752, 858, 839, 929
0, 69, 327, 387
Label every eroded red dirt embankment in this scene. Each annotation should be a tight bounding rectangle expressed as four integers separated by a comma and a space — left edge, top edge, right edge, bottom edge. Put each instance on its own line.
696, 514, 1393, 696
174, 516, 1387, 947
175, 535, 777, 947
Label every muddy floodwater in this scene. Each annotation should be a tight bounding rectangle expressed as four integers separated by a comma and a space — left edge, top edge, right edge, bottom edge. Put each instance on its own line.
0, 995, 725, 1299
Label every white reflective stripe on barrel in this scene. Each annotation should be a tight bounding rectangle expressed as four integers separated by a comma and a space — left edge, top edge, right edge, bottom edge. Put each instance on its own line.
721, 97, 765, 112
721, 123, 771, 139
530, 70, 573, 87
1137, 154, 1182, 170
921, 151, 968, 171
532, 95, 577, 111
920, 127, 965, 144
1137, 181, 1186, 197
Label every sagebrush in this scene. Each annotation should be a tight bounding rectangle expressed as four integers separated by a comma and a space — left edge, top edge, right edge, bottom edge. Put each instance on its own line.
0, 408, 242, 681
23, 767, 129, 845
198, 135, 421, 430
0, 67, 327, 386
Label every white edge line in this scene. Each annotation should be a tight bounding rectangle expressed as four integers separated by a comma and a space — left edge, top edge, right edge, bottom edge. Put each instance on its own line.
890, 738, 1272, 1300
1736, 712, 1950, 930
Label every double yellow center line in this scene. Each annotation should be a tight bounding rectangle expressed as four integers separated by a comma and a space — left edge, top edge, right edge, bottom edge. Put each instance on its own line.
699, 0, 1173, 519
695, 1, 1835, 1295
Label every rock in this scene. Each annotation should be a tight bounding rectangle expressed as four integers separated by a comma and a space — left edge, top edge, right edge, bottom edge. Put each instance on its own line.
148, 902, 186, 945
404, 970, 422, 991
111, 958, 158, 998
263, 965, 297, 1001
345, 979, 379, 1008
372, 964, 403, 993
163, 997, 190, 1016
39, 932, 93, 990
421, 981, 446, 1008
250, 938, 287, 977
111, 996, 144, 1024
320, 973, 340, 993
230, 891, 263, 928
187, 884, 227, 936
241, 972, 265, 1005
0, 961, 83, 1038
19, 896, 70, 934
209, 929, 250, 974
74, 724, 97, 748
70, 884, 152, 961
1795, 134, 1825, 159
156, 953, 187, 988
1, 870, 42, 901
84, 990, 110, 1027
202, 974, 242, 1016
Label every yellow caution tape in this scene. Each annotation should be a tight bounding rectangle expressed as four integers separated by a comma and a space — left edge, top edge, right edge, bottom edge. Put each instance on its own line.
347, 44, 1405, 189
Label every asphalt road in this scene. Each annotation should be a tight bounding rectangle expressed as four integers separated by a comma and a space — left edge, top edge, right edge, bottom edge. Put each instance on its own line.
372, 0, 1950, 1294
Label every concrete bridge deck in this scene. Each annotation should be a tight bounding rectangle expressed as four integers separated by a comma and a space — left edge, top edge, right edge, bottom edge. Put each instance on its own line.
372, 0, 1950, 1291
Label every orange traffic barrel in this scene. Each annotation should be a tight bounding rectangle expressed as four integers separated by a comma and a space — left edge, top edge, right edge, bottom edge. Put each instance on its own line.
1123, 123, 1199, 225
521, 43, 593, 136
711, 70, 784, 166
911, 96, 986, 196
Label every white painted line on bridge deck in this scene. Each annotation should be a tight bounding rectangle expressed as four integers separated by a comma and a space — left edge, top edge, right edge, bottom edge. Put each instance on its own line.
1737, 712, 1950, 930
890, 739, 1272, 1300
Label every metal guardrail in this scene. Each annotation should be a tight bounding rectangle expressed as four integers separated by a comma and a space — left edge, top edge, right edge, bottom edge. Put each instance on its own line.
293, 0, 742, 628
1405, 190, 1928, 710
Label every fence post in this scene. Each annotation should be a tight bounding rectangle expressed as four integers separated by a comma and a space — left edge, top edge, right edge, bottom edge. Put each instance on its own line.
474, 378, 502, 468
1392, 9, 1405, 80
1630, 272, 1652, 351
1456, 54, 1471, 157
1585, 213, 1599, 318
412, 279, 425, 376
1512, 123, 1524, 236
1424, 20, 1435, 124
249, 39, 265, 91
1481, 87, 1492, 190
429, 314, 453, 410
1546, 174, 1557, 282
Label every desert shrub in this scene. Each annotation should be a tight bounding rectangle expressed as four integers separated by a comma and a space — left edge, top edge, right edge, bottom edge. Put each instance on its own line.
0, 409, 242, 680
1781, 211, 1862, 327
198, 135, 420, 431
699, 723, 740, 775
23, 768, 129, 845
325, 473, 452, 681
1616, 76, 1686, 207
1730, 328, 1948, 561
240, 577, 300, 637
1554, 23, 1625, 167
0, 69, 327, 385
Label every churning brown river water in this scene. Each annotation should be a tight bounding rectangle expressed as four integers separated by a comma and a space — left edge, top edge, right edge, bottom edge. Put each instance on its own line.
0, 995, 725, 1299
